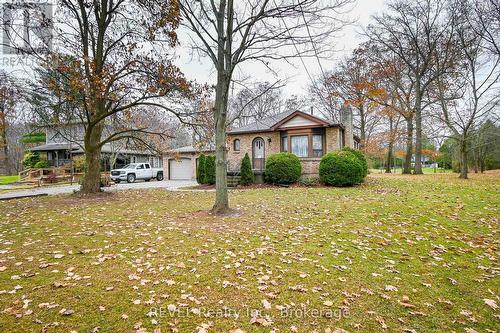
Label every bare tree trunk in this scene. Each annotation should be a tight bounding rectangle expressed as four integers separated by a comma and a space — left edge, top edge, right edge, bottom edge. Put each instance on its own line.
459, 138, 468, 179
403, 116, 413, 174
210, 0, 232, 214
385, 145, 393, 173
359, 104, 366, 150
385, 116, 394, 173
414, 89, 423, 174
473, 150, 478, 173
81, 123, 104, 193
0, 110, 9, 174
212, 93, 230, 213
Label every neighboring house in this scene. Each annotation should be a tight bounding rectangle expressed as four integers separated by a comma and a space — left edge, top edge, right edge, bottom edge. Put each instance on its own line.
30, 123, 163, 170
163, 106, 360, 180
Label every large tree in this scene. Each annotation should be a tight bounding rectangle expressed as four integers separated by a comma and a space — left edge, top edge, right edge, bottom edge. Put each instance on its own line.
366, 0, 456, 174
363, 46, 417, 174
228, 81, 285, 128
7, 0, 193, 193
433, 0, 500, 179
0, 72, 22, 175
180, 0, 354, 214
313, 45, 382, 150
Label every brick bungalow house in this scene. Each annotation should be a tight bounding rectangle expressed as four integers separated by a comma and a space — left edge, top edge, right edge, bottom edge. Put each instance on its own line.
163, 107, 359, 180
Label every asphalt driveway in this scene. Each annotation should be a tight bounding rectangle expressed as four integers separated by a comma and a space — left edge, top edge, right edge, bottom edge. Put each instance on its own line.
0, 179, 197, 200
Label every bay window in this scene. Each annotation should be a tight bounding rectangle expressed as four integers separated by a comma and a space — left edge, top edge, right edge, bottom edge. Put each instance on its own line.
291, 135, 309, 157
281, 136, 288, 152
312, 135, 323, 157
281, 129, 325, 158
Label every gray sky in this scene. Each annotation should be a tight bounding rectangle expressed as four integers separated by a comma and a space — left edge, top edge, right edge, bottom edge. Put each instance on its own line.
174, 0, 386, 97
0, 0, 386, 97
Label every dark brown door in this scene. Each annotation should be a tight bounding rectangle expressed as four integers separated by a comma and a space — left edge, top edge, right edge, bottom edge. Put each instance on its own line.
252, 137, 265, 170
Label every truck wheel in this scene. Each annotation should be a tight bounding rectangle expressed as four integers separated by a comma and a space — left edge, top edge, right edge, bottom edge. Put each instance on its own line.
127, 174, 136, 183
156, 172, 164, 181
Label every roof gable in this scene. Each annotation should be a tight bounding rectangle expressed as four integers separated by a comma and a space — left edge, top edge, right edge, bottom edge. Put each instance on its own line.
271, 111, 330, 130
227, 110, 340, 135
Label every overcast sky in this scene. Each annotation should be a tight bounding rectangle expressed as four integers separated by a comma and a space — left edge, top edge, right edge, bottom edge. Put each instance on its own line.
174, 0, 386, 97
0, 0, 386, 96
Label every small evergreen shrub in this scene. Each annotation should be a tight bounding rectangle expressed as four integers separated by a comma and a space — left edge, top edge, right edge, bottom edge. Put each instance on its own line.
239, 153, 254, 185
34, 160, 49, 169
342, 147, 368, 177
197, 154, 207, 184
22, 151, 40, 168
265, 153, 302, 184
204, 155, 216, 185
319, 151, 364, 186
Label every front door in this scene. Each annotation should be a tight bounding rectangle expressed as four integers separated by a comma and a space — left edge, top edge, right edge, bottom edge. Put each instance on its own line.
252, 137, 265, 170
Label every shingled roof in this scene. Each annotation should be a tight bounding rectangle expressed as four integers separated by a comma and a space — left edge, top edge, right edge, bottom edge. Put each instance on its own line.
227, 110, 340, 134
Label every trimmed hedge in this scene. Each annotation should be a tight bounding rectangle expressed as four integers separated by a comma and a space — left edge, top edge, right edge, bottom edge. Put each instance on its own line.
265, 153, 302, 184
319, 151, 364, 186
342, 147, 368, 177
204, 155, 216, 185
240, 153, 254, 185
197, 154, 206, 184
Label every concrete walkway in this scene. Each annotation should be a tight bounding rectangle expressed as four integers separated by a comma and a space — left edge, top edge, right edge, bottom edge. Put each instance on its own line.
0, 180, 197, 200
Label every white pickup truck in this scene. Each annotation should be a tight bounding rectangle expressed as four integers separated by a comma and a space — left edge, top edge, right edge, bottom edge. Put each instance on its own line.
110, 163, 164, 183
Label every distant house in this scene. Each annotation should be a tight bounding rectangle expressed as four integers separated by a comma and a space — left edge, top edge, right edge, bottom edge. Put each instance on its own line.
163, 107, 359, 180
30, 123, 163, 170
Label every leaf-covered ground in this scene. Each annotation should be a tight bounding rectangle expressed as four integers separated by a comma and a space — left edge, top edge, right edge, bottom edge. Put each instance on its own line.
0, 172, 499, 333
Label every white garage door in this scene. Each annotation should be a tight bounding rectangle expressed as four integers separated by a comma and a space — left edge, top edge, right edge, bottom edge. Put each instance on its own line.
169, 158, 193, 180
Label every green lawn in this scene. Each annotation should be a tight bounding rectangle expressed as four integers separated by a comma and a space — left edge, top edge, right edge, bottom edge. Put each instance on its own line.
0, 175, 19, 185
0, 172, 499, 332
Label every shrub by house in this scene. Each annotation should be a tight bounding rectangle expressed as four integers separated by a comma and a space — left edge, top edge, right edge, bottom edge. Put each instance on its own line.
342, 147, 368, 177
265, 153, 301, 184
204, 155, 216, 185
239, 153, 254, 185
319, 151, 364, 186
197, 154, 207, 184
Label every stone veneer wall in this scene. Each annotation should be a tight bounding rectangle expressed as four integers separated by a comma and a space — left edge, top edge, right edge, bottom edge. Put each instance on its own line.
325, 127, 341, 152
300, 158, 321, 175
227, 132, 281, 171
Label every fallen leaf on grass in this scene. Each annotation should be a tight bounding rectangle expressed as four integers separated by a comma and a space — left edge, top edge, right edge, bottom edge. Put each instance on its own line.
59, 308, 74, 316
483, 299, 498, 310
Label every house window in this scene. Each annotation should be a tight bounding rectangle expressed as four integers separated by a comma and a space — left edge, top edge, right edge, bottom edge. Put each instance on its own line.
281, 136, 288, 152
291, 136, 308, 157
233, 139, 240, 151
312, 134, 323, 157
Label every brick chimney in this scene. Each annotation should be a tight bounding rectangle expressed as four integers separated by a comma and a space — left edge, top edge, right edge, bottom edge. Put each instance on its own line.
341, 105, 353, 148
